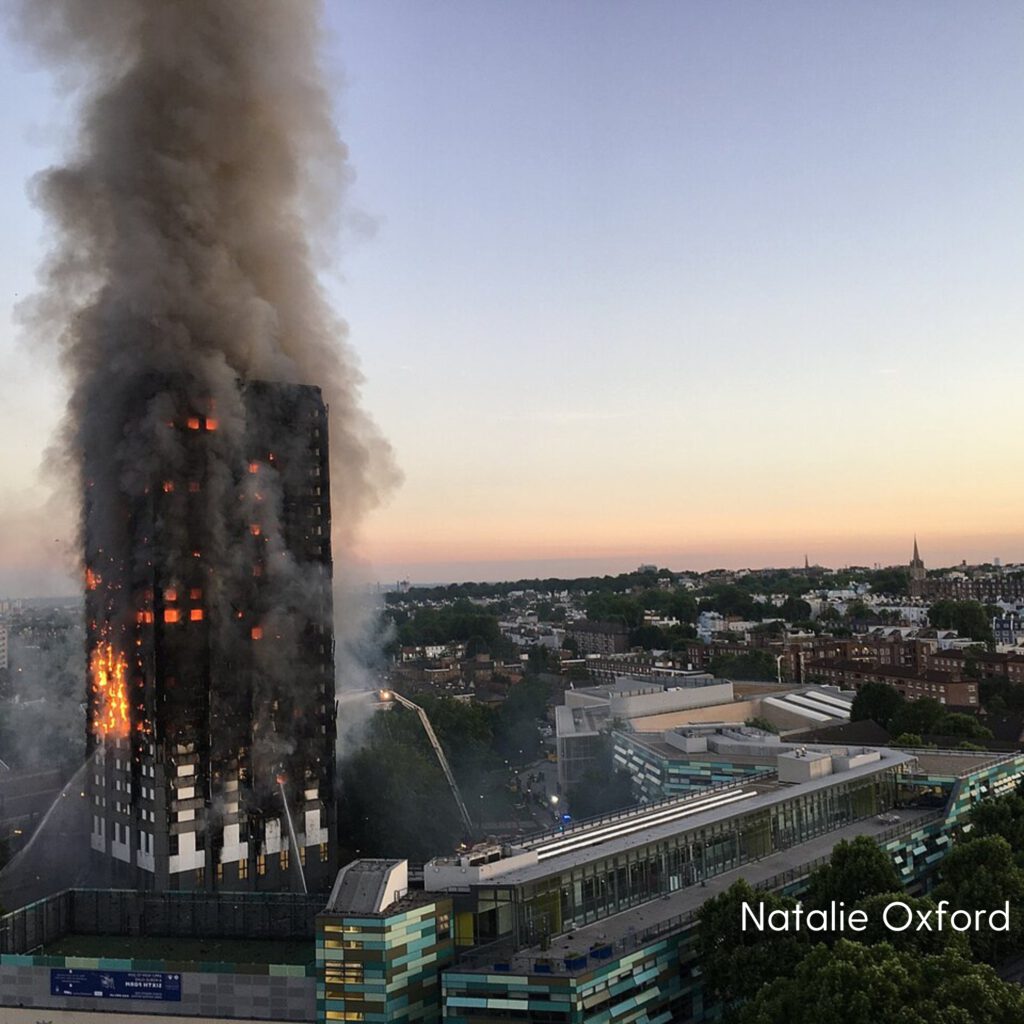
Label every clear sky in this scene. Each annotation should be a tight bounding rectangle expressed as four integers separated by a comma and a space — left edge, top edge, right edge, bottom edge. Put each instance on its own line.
1, 1, 1023, 593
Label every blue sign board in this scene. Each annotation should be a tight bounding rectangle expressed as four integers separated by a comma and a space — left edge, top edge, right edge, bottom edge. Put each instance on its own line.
51, 968, 182, 1002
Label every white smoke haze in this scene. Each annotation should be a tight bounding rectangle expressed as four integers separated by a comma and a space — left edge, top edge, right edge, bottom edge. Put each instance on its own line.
333, 560, 392, 756
0, 608, 86, 771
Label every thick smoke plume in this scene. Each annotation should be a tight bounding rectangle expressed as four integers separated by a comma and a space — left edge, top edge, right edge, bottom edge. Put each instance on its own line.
2, 1, 399, 897
14, 0, 397, 555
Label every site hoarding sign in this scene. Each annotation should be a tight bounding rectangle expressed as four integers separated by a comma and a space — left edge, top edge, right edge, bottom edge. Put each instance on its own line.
50, 967, 182, 1001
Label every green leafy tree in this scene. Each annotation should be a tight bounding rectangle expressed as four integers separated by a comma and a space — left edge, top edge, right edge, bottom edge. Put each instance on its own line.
805, 835, 900, 908
850, 682, 905, 729
939, 712, 992, 740
668, 591, 699, 623
867, 567, 911, 597
698, 880, 810, 1019
710, 650, 777, 681
390, 603, 512, 656
851, 893, 971, 957
890, 697, 947, 737
337, 739, 466, 860
743, 717, 779, 734
980, 678, 1024, 712
928, 600, 995, 645
740, 941, 1024, 1024
665, 623, 698, 645
892, 732, 927, 747
583, 592, 643, 628
414, 696, 495, 781
779, 597, 812, 621
700, 585, 763, 621
969, 785, 1024, 859
844, 600, 874, 622
934, 835, 1024, 964
629, 624, 669, 650
494, 676, 550, 762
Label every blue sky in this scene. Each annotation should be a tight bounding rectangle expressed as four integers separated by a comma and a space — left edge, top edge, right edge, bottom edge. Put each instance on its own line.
1, 2, 1023, 591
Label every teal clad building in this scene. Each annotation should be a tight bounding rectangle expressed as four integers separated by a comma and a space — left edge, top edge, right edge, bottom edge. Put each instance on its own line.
317, 859, 453, 1023
612, 729, 775, 800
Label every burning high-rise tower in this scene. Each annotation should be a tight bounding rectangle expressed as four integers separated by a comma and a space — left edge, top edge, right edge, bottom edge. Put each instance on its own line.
85, 378, 337, 892
13, 4, 399, 893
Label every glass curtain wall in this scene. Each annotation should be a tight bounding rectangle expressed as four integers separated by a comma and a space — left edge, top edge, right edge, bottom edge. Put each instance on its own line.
512, 770, 898, 944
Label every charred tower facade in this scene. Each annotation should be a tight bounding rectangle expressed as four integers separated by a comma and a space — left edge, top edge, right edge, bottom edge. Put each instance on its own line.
85, 379, 336, 893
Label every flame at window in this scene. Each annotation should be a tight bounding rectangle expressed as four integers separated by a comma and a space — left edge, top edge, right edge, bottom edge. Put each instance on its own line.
91, 641, 130, 739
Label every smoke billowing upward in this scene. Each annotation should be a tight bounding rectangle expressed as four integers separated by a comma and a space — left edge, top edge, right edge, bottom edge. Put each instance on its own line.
2, 1, 399, 894
14, 0, 398, 552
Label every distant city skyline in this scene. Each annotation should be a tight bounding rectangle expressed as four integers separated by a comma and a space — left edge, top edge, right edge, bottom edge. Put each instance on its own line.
2, 2, 1023, 595
4, 532, 1024, 598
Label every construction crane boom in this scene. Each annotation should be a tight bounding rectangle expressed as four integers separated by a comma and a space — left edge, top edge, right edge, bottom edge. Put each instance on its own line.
385, 690, 476, 838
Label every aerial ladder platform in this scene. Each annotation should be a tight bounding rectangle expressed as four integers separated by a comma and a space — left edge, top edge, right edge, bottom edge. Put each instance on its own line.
381, 689, 476, 838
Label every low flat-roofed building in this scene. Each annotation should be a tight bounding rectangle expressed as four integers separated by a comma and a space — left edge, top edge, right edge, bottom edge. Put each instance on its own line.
433, 747, 1024, 1023
426, 744, 917, 948
555, 675, 735, 790
558, 680, 852, 795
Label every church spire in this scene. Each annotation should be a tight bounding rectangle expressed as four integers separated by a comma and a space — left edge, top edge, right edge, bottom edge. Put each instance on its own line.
909, 535, 926, 593
910, 536, 925, 572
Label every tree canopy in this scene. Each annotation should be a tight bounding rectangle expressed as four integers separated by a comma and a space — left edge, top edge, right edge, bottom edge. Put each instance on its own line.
337, 683, 554, 860
934, 835, 1024, 964
739, 940, 1024, 1024
850, 681, 905, 728
804, 834, 901, 909
851, 685, 991, 741
710, 650, 778, 681
698, 880, 810, 1016
928, 600, 994, 645
387, 601, 510, 656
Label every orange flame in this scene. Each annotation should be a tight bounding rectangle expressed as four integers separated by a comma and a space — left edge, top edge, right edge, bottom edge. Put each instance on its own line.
85, 568, 100, 591
91, 642, 130, 739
